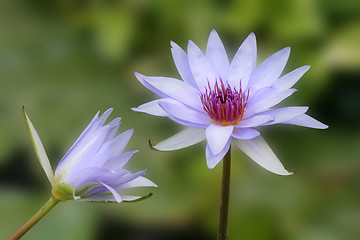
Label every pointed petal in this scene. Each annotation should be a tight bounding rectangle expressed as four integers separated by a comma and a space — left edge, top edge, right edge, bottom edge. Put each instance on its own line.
232, 128, 260, 140
249, 47, 290, 87
233, 136, 293, 175
104, 150, 138, 172
245, 88, 297, 116
256, 107, 309, 125
117, 176, 157, 190
80, 193, 118, 203
228, 32, 257, 89
132, 98, 179, 117
134, 72, 168, 98
206, 29, 229, 79
23, 107, 54, 184
206, 138, 231, 169
274, 65, 310, 91
283, 114, 328, 129
206, 124, 233, 155
111, 129, 134, 157
144, 76, 203, 111
171, 41, 198, 89
101, 182, 122, 203
236, 115, 274, 128
152, 127, 206, 151
188, 40, 219, 91
159, 101, 212, 126
168, 116, 209, 129
132, 100, 168, 117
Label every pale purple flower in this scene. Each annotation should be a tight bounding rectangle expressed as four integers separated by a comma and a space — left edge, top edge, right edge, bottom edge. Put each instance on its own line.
132, 30, 328, 175
23, 108, 156, 202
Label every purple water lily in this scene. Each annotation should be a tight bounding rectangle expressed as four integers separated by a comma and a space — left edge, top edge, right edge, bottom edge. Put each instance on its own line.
24, 108, 156, 202
133, 30, 328, 175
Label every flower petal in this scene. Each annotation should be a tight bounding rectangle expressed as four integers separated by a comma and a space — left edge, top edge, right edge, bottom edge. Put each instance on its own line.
206, 29, 229, 80
152, 127, 206, 151
236, 115, 274, 128
104, 150, 138, 172
171, 41, 198, 89
132, 98, 180, 117
168, 116, 209, 128
233, 136, 293, 175
274, 65, 310, 91
117, 176, 157, 190
245, 88, 297, 116
228, 32, 257, 90
23, 107, 54, 185
283, 114, 328, 129
206, 124, 234, 155
249, 47, 290, 87
256, 107, 309, 125
159, 101, 212, 126
101, 182, 122, 203
206, 138, 231, 169
232, 128, 260, 140
144, 76, 203, 111
111, 129, 134, 157
134, 72, 168, 98
187, 40, 219, 91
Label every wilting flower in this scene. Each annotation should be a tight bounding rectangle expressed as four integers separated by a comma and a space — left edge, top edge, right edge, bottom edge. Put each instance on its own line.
24, 107, 156, 202
132, 30, 328, 175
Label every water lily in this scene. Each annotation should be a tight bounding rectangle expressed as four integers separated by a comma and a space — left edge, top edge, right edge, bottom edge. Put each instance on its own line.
133, 29, 328, 175
10, 107, 156, 240
24, 107, 156, 202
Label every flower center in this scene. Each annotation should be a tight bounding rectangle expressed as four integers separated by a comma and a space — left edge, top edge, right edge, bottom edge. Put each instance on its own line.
200, 79, 248, 126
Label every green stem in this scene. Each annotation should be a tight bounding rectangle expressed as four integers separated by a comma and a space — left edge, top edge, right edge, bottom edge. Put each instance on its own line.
9, 196, 60, 240
217, 146, 231, 240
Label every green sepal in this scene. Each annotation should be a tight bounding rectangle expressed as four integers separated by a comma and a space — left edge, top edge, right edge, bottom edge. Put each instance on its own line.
52, 182, 75, 201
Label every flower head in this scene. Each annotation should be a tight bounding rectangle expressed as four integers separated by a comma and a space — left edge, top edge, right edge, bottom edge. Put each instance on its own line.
133, 30, 328, 175
23, 107, 156, 202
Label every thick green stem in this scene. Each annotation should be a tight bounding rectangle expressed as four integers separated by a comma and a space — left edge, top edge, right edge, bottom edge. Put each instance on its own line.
9, 196, 60, 240
217, 146, 231, 240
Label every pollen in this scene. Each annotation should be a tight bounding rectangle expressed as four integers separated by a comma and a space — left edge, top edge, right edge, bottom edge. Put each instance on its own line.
200, 79, 248, 126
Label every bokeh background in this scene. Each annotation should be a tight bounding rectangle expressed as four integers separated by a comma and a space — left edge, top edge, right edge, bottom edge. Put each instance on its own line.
1, 0, 360, 239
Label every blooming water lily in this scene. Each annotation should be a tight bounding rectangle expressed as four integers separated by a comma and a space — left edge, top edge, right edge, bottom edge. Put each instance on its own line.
24, 107, 156, 202
133, 29, 328, 175
10, 107, 156, 240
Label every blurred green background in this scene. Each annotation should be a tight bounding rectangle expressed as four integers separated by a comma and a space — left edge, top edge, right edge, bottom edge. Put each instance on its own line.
1, 0, 360, 239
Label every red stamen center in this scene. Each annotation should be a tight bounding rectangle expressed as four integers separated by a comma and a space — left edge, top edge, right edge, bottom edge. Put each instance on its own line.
200, 79, 248, 126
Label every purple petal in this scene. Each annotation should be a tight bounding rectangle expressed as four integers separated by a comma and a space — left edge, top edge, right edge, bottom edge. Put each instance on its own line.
248, 47, 290, 87
168, 116, 209, 128
152, 127, 206, 151
206, 124, 233, 155
256, 107, 309, 125
283, 114, 328, 129
206, 29, 229, 80
274, 65, 310, 91
228, 32, 257, 90
171, 41, 198, 89
236, 115, 274, 128
104, 150, 138, 172
144, 76, 204, 111
132, 98, 179, 117
101, 182, 122, 203
206, 138, 231, 169
232, 128, 260, 140
159, 101, 212, 126
245, 88, 297, 116
111, 129, 134, 157
187, 40, 219, 92
116, 176, 157, 190
233, 136, 293, 175
135, 72, 168, 98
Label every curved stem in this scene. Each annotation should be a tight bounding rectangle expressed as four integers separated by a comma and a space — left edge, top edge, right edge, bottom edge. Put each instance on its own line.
217, 146, 231, 240
9, 196, 60, 240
